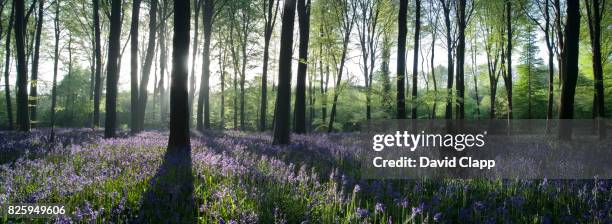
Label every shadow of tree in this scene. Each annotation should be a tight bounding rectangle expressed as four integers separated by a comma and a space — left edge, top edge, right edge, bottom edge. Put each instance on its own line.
137, 146, 196, 223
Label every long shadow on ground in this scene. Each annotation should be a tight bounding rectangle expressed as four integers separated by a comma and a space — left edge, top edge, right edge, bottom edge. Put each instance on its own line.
137, 146, 196, 223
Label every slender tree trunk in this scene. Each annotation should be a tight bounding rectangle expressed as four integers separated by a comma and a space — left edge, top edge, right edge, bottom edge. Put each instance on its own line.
136, 0, 158, 131
260, 0, 279, 132
14, 0, 29, 131
51, 0, 59, 137
396, 0, 407, 119
558, 0, 580, 139
381, 34, 392, 118
189, 0, 202, 127
220, 45, 226, 129
273, 0, 296, 144
197, 0, 214, 131
29, 0, 43, 125
130, 0, 142, 133
294, 0, 310, 134
585, 0, 605, 138
159, 4, 168, 125
4, 3, 14, 129
168, 0, 191, 150
411, 0, 421, 119
504, 0, 513, 119
104, 0, 122, 138
455, 0, 466, 119
328, 3, 354, 132
430, 31, 437, 118
239, 14, 249, 130
441, 0, 454, 119
93, 0, 102, 128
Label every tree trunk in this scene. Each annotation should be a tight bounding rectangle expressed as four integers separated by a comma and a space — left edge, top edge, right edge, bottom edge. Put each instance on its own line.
328, 2, 354, 133
93, 0, 102, 128
189, 0, 202, 128
558, 0, 580, 139
585, 0, 605, 138
441, 0, 454, 119
239, 14, 250, 130
273, 0, 296, 144
14, 0, 29, 132
396, 0, 407, 119
455, 0, 466, 119
104, 0, 122, 138
260, 0, 279, 132
294, 0, 310, 134
381, 34, 392, 118
411, 0, 421, 119
29, 0, 43, 125
159, 4, 168, 125
168, 0, 191, 150
4, 3, 14, 129
130, 0, 142, 133
197, 0, 214, 131
51, 0, 60, 136
136, 0, 157, 131
504, 0, 513, 119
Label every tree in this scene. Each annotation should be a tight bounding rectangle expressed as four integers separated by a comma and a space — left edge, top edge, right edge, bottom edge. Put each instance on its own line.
396, 0, 407, 119
411, 0, 420, 119
523, 0, 556, 121
455, 0, 466, 119
30, 0, 44, 125
189, 0, 203, 127
517, 25, 545, 119
558, 0, 580, 139
14, 0, 29, 132
51, 0, 60, 138
104, 0, 122, 138
439, 0, 455, 119
502, 0, 513, 119
425, 0, 439, 118
197, 0, 214, 131
356, 0, 380, 120
3, 2, 14, 129
136, 0, 158, 131
259, 0, 279, 131
272, 0, 296, 144
479, 6, 502, 119
130, 0, 142, 133
168, 0, 192, 149
585, 0, 606, 138
92, 0, 102, 128
294, 0, 311, 134
327, 0, 356, 132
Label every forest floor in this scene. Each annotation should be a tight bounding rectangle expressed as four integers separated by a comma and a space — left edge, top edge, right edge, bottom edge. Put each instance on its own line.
0, 129, 610, 223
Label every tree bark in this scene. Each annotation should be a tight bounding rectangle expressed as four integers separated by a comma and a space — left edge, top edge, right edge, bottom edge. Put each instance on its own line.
585, 0, 605, 138
197, 0, 213, 131
29, 0, 43, 125
169, 0, 192, 150
294, 0, 310, 134
411, 0, 421, 119
455, 0, 466, 119
130, 0, 142, 133
558, 0, 580, 139
189, 0, 202, 128
397, 0, 407, 119
136, 0, 158, 131
93, 0, 102, 128
104, 0, 122, 138
4, 3, 14, 129
440, 0, 454, 119
14, 0, 29, 131
51, 0, 60, 136
503, 0, 513, 119
260, 0, 279, 132
272, 0, 296, 144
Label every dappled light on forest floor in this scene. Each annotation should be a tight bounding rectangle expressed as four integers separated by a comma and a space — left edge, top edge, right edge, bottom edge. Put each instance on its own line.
0, 129, 609, 223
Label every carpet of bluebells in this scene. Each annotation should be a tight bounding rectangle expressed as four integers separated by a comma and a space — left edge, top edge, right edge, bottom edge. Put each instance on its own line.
0, 129, 610, 223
